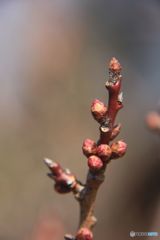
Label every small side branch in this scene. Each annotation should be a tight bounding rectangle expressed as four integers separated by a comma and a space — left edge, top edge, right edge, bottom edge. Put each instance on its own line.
44, 158, 84, 198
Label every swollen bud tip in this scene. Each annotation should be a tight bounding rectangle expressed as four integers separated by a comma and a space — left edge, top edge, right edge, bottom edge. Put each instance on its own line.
82, 138, 97, 157
109, 57, 122, 72
111, 140, 127, 159
91, 99, 107, 123
96, 144, 112, 161
88, 155, 103, 171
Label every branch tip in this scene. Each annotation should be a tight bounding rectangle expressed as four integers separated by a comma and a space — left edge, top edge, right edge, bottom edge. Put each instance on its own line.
44, 158, 58, 168
43, 57, 126, 239
109, 57, 122, 72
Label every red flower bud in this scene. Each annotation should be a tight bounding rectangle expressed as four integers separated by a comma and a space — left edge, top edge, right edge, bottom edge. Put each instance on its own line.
110, 124, 121, 140
88, 155, 103, 171
54, 174, 76, 194
91, 99, 107, 123
82, 138, 97, 157
44, 158, 76, 194
96, 144, 112, 161
109, 57, 122, 72
76, 228, 93, 240
111, 140, 127, 159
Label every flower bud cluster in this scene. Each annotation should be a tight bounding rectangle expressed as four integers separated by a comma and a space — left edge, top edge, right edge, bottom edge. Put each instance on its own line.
82, 137, 127, 171
82, 138, 112, 172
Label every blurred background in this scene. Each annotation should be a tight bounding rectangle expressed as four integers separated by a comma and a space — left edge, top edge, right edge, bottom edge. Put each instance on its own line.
0, 0, 160, 239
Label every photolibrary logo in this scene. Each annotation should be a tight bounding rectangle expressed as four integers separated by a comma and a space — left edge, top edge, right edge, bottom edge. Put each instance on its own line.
130, 231, 159, 237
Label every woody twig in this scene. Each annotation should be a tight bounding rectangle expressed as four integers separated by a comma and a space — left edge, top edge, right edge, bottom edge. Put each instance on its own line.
44, 57, 127, 240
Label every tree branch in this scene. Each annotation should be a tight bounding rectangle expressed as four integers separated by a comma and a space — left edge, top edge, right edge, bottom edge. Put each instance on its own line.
43, 57, 127, 240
